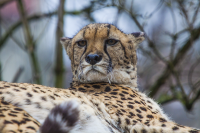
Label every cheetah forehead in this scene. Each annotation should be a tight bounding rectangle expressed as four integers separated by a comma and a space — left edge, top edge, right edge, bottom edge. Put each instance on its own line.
61, 23, 145, 48
73, 23, 126, 41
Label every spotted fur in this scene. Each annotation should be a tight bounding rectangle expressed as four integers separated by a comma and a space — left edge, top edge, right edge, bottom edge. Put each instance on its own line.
0, 23, 199, 133
0, 99, 40, 133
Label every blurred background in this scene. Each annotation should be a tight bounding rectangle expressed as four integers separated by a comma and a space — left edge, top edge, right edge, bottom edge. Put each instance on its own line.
0, 0, 200, 128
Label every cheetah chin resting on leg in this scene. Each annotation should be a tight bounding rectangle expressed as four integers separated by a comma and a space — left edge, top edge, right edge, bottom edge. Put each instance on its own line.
0, 23, 200, 133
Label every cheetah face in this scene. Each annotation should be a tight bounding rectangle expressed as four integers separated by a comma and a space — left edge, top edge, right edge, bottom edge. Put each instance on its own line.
61, 23, 145, 86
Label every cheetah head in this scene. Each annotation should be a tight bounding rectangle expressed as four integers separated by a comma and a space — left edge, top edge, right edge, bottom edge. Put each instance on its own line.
61, 23, 145, 87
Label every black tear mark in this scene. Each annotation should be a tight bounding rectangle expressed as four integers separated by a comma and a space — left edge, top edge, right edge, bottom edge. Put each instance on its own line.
94, 26, 98, 39
106, 24, 111, 37
104, 43, 112, 74
119, 41, 128, 59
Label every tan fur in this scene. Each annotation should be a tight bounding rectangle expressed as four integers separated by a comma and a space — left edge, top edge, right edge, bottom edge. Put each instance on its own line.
0, 99, 40, 133
0, 23, 199, 133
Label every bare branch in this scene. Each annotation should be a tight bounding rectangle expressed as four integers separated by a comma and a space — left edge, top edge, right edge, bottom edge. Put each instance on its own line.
12, 67, 24, 82
177, 0, 190, 27
188, 58, 200, 90
194, 80, 200, 89
187, 89, 200, 110
17, 0, 42, 84
191, 1, 200, 25
157, 93, 176, 105
149, 26, 200, 97
55, 0, 65, 88
172, 70, 188, 103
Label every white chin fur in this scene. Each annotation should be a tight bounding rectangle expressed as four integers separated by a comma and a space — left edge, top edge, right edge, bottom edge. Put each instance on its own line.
82, 66, 106, 75
80, 69, 134, 85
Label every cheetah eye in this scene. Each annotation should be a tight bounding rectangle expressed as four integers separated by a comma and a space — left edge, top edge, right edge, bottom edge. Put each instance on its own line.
106, 39, 118, 46
77, 40, 87, 47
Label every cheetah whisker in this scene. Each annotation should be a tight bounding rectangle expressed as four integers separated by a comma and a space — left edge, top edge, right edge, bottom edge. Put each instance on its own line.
106, 75, 111, 84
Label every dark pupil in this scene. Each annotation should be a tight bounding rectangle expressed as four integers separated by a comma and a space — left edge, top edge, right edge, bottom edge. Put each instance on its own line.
79, 41, 85, 46
108, 40, 116, 44
109, 40, 114, 43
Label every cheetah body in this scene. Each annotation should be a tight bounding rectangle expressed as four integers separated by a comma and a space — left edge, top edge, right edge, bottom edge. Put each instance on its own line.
0, 82, 199, 133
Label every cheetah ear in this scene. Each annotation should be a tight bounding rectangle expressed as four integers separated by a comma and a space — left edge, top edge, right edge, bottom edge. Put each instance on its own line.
60, 37, 72, 48
130, 32, 145, 48
60, 37, 73, 57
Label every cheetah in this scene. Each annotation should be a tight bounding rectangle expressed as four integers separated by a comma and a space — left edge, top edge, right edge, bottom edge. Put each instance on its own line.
0, 23, 199, 133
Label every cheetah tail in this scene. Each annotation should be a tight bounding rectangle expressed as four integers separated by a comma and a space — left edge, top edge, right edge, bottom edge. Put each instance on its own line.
38, 100, 80, 133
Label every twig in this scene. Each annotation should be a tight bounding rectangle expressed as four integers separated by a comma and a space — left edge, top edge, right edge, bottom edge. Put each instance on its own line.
1, 22, 26, 51
188, 58, 200, 91
177, 0, 190, 28
12, 67, 24, 82
191, 1, 200, 25
33, 17, 52, 45
139, 47, 156, 61
10, 34, 26, 51
158, 86, 176, 105
194, 79, 200, 88
169, 35, 177, 61
187, 89, 200, 110
172, 69, 188, 103
145, 0, 164, 19
158, 95, 176, 105
168, 4, 177, 60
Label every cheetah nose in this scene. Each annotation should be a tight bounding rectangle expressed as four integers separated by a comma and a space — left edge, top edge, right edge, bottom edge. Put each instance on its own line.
85, 54, 102, 65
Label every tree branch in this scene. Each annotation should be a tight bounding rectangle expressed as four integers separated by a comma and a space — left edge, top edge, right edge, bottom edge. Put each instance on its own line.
17, 0, 41, 84
12, 67, 24, 82
55, 0, 65, 88
148, 26, 200, 97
